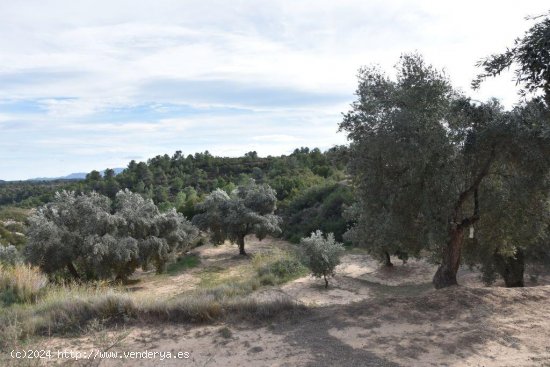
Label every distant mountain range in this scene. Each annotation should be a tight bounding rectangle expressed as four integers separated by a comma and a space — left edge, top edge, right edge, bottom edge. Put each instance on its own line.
27, 168, 124, 181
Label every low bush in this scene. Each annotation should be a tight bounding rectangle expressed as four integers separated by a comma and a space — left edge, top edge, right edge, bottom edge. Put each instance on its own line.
253, 249, 308, 285
166, 254, 200, 275
0, 245, 21, 266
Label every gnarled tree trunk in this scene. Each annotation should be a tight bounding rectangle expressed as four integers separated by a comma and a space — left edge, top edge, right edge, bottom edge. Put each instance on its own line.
433, 227, 464, 289
237, 234, 246, 255
494, 248, 525, 287
433, 147, 494, 289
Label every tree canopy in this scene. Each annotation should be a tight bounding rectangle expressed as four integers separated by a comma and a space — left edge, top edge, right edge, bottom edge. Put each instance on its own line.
25, 190, 198, 280
193, 181, 282, 255
340, 53, 550, 288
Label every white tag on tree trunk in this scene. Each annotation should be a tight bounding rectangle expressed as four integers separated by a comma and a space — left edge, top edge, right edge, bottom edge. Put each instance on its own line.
469, 226, 474, 239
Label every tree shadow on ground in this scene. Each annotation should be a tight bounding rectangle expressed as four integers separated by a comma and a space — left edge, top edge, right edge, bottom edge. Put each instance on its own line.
261, 285, 549, 366
270, 309, 402, 366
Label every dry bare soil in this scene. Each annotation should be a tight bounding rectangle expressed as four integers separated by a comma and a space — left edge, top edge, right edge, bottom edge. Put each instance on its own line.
25, 238, 550, 366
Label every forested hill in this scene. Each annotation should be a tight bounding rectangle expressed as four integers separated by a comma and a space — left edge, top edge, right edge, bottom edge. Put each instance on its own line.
0, 147, 353, 242
87, 147, 348, 205
0, 179, 81, 208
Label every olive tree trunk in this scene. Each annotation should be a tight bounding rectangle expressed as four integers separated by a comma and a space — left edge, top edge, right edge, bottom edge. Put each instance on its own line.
237, 234, 246, 255
384, 251, 393, 267
433, 147, 494, 289
433, 227, 464, 289
494, 248, 525, 287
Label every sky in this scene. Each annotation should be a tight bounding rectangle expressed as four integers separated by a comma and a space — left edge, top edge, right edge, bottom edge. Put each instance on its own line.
0, 1, 548, 180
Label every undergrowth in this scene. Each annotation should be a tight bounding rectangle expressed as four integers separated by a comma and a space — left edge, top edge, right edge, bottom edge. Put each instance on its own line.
166, 254, 200, 275
0, 282, 302, 349
0, 248, 308, 347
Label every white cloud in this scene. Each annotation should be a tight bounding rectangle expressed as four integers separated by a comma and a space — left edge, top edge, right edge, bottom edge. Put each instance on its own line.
1, 0, 548, 179
252, 135, 300, 143
2, 0, 547, 107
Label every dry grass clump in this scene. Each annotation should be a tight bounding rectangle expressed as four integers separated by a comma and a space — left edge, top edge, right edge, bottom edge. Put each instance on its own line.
138, 293, 224, 322
139, 279, 302, 323
225, 294, 302, 320
0, 284, 135, 346
0, 264, 48, 305
0, 279, 303, 348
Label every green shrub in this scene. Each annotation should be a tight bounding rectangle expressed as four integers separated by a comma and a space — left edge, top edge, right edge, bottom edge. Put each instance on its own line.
258, 273, 278, 286
301, 230, 344, 288
218, 326, 232, 338
166, 254, 200, 275
0, 245, 21, 266
253, 249, 308, 285
257, 257, 302, 279
282, 183, 353, 243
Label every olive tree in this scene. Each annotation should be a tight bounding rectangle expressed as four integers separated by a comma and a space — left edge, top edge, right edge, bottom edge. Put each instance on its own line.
193, 181, 282, 255
462, 102, 550, 287
469, 13, 550, 286
301, 230, 344, 288
114, 190, 198, 273
340, 54, 550, 289
26, 190, 119, 279
25, 190, 198, 280
191, 189, 230, 246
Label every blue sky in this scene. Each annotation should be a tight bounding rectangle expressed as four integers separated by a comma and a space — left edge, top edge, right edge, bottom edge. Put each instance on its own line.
0, 0, 548, 180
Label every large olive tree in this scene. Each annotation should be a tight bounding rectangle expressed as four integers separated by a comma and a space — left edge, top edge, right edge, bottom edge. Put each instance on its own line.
193, 180, 281, 255
25, 190, 198, 280
466, 13, 550, 287
340, 54, 550, 289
